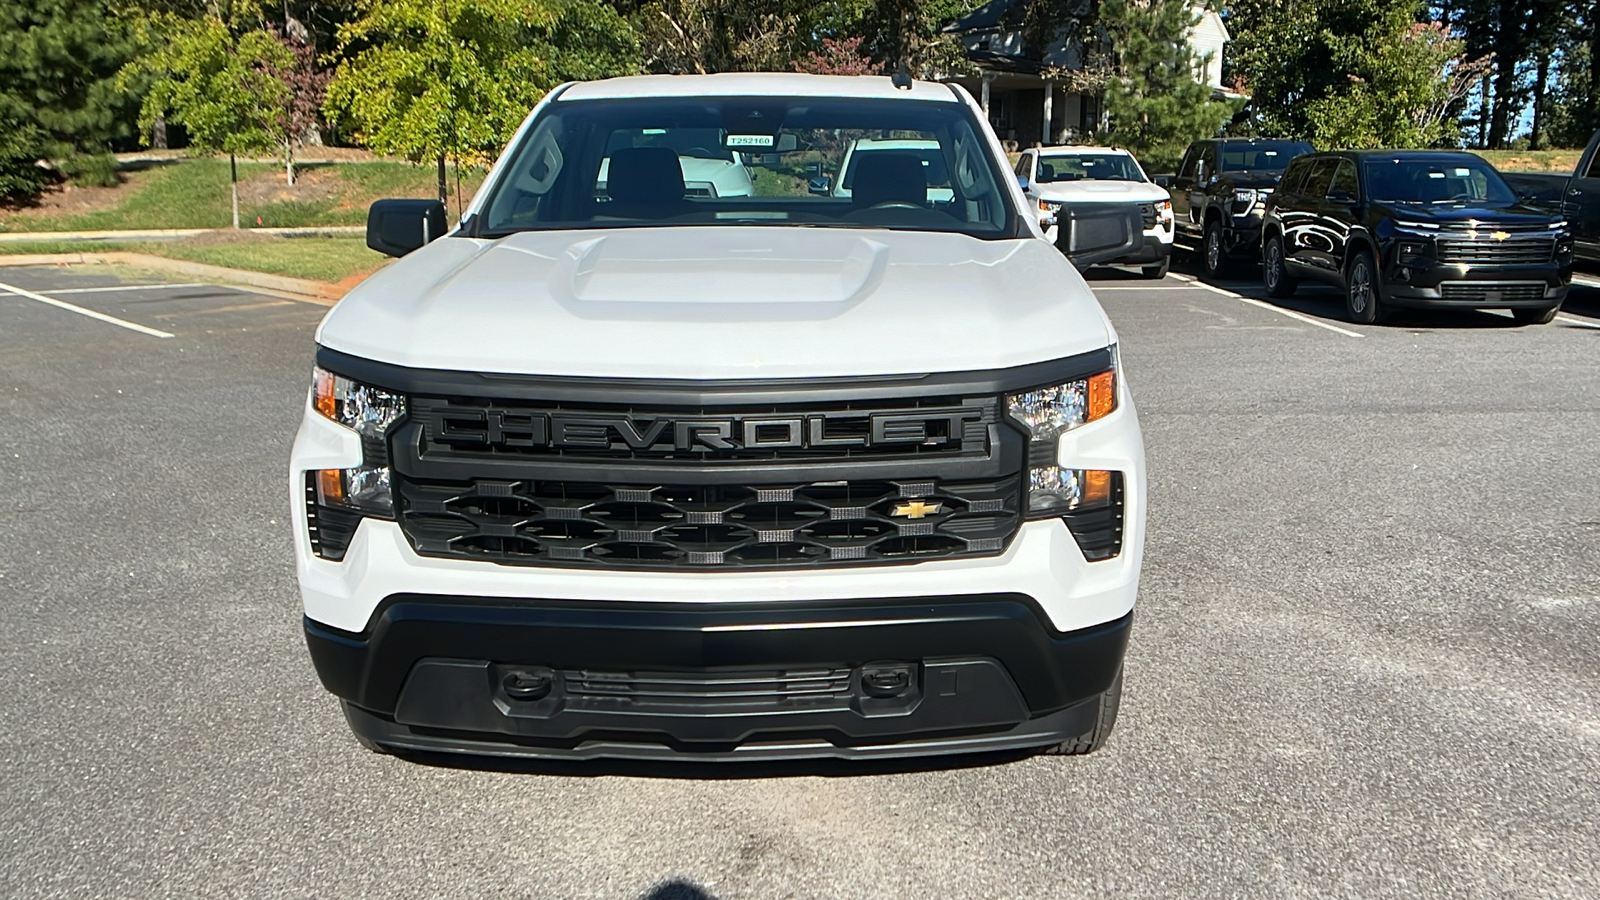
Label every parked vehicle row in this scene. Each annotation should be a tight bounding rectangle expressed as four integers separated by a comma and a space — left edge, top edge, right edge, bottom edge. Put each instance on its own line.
1015, 145, 1174, 278
1261, 151, 1572, 324
1499, 128, 1600, 260
1157, 138, 1315, 277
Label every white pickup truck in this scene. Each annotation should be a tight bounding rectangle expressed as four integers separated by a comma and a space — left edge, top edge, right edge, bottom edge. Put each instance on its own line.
291, 73, 1146, 762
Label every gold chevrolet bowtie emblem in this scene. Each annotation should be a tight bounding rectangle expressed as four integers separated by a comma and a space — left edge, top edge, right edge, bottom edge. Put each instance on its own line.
891, 500, 942, 519
1491, 231, 1510, 241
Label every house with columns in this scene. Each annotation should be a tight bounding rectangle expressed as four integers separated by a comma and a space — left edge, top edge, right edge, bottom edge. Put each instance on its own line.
939, 0, 1231, 148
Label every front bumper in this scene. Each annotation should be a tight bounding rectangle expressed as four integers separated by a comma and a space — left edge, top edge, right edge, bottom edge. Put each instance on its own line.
1382, 259, 1572, 309
308, 595, 1131, 761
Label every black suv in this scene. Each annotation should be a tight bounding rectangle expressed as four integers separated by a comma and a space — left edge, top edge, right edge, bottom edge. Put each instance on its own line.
1261, 151, 1574, 325
1160, 138, 1314, 276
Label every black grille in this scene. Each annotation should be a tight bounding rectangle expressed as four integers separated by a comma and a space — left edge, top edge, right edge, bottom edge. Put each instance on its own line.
405, 395, 995, 465
563, 667, 856, 712
396, 475, 1021, 569
1437, 237, 1554, 264
1138, 203, 1158, 228
1438, 281, 1548, 302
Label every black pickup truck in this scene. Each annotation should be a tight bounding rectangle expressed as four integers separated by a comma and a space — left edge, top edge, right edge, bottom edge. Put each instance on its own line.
1156, 138, 1315, 276
1500, 130, 1600, 260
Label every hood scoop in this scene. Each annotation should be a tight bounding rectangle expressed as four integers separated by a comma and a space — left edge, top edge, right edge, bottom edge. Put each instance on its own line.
526, 230, 889, 313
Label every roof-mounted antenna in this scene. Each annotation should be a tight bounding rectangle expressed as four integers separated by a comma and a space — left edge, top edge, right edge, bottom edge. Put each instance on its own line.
892, 62, 913, 91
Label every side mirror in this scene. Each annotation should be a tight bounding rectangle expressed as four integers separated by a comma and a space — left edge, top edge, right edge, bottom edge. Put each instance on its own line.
1327, 189, 1355, 205
807, 175, 831, 195
1195, 161, 1207, 181
1154, 174, 1172, 188
367, 198, 447, 258
1017, 175, 1032, 193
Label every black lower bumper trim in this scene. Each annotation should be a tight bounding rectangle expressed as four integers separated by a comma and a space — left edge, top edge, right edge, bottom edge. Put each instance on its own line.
305, 594, 1131, 758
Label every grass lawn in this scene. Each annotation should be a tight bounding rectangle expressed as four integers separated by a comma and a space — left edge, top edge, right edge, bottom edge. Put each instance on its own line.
1470, 149, 1583, 173
0, 158, 486, 233
0, 233, 387, 284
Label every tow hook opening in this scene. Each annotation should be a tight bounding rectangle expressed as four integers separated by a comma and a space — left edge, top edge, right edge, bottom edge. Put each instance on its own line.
860, 662, 915, 699
502, 667, 555, 701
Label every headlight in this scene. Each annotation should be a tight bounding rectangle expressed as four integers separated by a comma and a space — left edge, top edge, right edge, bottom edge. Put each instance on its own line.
1039, 199, 1063, 213
1397, 240, 1430, 263
1006, 361, 1118, 517
1232, 188, 1260, 209
310, 367, 405, 518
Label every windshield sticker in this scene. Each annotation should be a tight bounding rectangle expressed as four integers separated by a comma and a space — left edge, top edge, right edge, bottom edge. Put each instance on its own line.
726, 135, 775, 147
1454, 168, 1471, 176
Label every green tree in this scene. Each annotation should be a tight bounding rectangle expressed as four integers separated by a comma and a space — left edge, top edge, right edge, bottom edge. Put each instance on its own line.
0, 0, 143, 192
1098, 0, 1233, 171
126, 13, 295, 224
1230, 0, 1489, 148
325, 0, 639, 209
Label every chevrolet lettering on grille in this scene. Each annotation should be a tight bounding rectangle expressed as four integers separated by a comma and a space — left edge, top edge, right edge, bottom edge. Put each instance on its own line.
431, 408, 988, 453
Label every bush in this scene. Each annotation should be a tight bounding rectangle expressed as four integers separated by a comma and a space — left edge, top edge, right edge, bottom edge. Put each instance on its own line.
58, 153, 121, 188
0, 117, 50, 200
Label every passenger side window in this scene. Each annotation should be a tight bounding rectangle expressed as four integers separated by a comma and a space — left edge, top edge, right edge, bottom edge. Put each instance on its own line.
1584, 151, 1600, 180
1326, 160, 1358, 201
1015, 153, 1033, 180
1277, 160, 1308, 197
1301, 158, 1340, 199
1178, 147, 1199, 179
1197, 145, 1217, 179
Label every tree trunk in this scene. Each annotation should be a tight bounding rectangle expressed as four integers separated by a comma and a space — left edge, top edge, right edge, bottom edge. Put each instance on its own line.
230, 153, 240, 230
437, 155, 448, 207
1488, 55, 1516, 148
152, 116, 167, 151
1478, 77, 1490, 148
285, 142, 295, 186
1530, 54, 1549, 150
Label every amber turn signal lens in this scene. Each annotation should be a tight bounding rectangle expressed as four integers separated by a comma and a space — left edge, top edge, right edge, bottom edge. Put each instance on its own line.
1087, 371, 1116, 422
316, 468, 344, 505
313, 367, 338, 421
1083, 469, 1112, 506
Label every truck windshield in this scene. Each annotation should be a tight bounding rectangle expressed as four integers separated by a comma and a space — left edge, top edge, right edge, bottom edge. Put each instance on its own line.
1036, 153, 1144, 183
1218, 143, 1309, 172
1362, 157, 1518, 204
475, 95, 1019, 239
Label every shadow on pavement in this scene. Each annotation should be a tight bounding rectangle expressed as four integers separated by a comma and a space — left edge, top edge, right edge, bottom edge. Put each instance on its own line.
640, 879, 720, 900
385, 744, 1037, 780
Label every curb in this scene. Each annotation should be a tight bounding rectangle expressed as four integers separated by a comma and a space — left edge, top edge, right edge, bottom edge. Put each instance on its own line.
0, 251, 348, 304
0, 225, 365, 243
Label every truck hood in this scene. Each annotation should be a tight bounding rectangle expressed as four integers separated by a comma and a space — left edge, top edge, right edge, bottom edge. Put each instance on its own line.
317, 227, 1113, 380
1035, 180, 1167, 203
1376, 201, 1564, 228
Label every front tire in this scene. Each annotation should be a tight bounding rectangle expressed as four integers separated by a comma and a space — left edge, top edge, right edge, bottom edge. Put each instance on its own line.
1038, 667, 1123, 756
1263, 234, 1298, 298
1512, 305, 1560, 325
1141, 256, 1170, 279
1344, 249, 1386, 324
1202, 219, 1230, 277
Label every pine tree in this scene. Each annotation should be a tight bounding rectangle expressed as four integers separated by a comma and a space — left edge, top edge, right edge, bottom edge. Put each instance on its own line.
1098, 0, 1233, 172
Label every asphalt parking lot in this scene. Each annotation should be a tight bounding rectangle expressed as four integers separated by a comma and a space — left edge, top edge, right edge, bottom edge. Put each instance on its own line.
2, 257, 1598, 899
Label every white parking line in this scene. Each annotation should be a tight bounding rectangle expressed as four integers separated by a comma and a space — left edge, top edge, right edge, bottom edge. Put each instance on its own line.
0, 279, 174, 338
43, 282, 211, 295
1572, 273, 1600, 289
1556, 314, 1600, 329
1178, 280, 1365, 338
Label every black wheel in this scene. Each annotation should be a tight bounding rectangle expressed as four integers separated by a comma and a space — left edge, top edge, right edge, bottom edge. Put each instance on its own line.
1141, 256, 1170, 279
1038, 667, 1123, 756
1344, 248, 1386, 324
1512, 305, 1560, 325
341, 701, 393, 755
1202, 219, 1230, 277
1263, 234, 1298, 298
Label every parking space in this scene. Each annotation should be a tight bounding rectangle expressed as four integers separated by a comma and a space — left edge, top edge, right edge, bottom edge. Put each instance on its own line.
3, 262, 1599, 898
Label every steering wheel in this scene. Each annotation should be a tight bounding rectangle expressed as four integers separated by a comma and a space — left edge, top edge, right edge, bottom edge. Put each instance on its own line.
868, 200, 922, 210
1449, 192, 1473, 201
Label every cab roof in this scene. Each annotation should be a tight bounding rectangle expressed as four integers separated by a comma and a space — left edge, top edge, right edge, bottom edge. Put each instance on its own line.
556, 73, 961, 104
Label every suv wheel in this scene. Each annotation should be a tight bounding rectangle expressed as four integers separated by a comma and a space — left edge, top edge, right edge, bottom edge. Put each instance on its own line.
1263, 234, 1297, 298
1512, 305, 1560, 325
1038, 667, 1123, 756
1344, 248, 1387, 324
1202, 220, 1229, 277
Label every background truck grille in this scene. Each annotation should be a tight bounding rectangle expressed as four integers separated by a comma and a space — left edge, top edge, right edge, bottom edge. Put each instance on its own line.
1436, 237, 1554, 264
1138, 203, 1158, 228
1438, 282, 1547, 302
396, 475, 1021, 569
